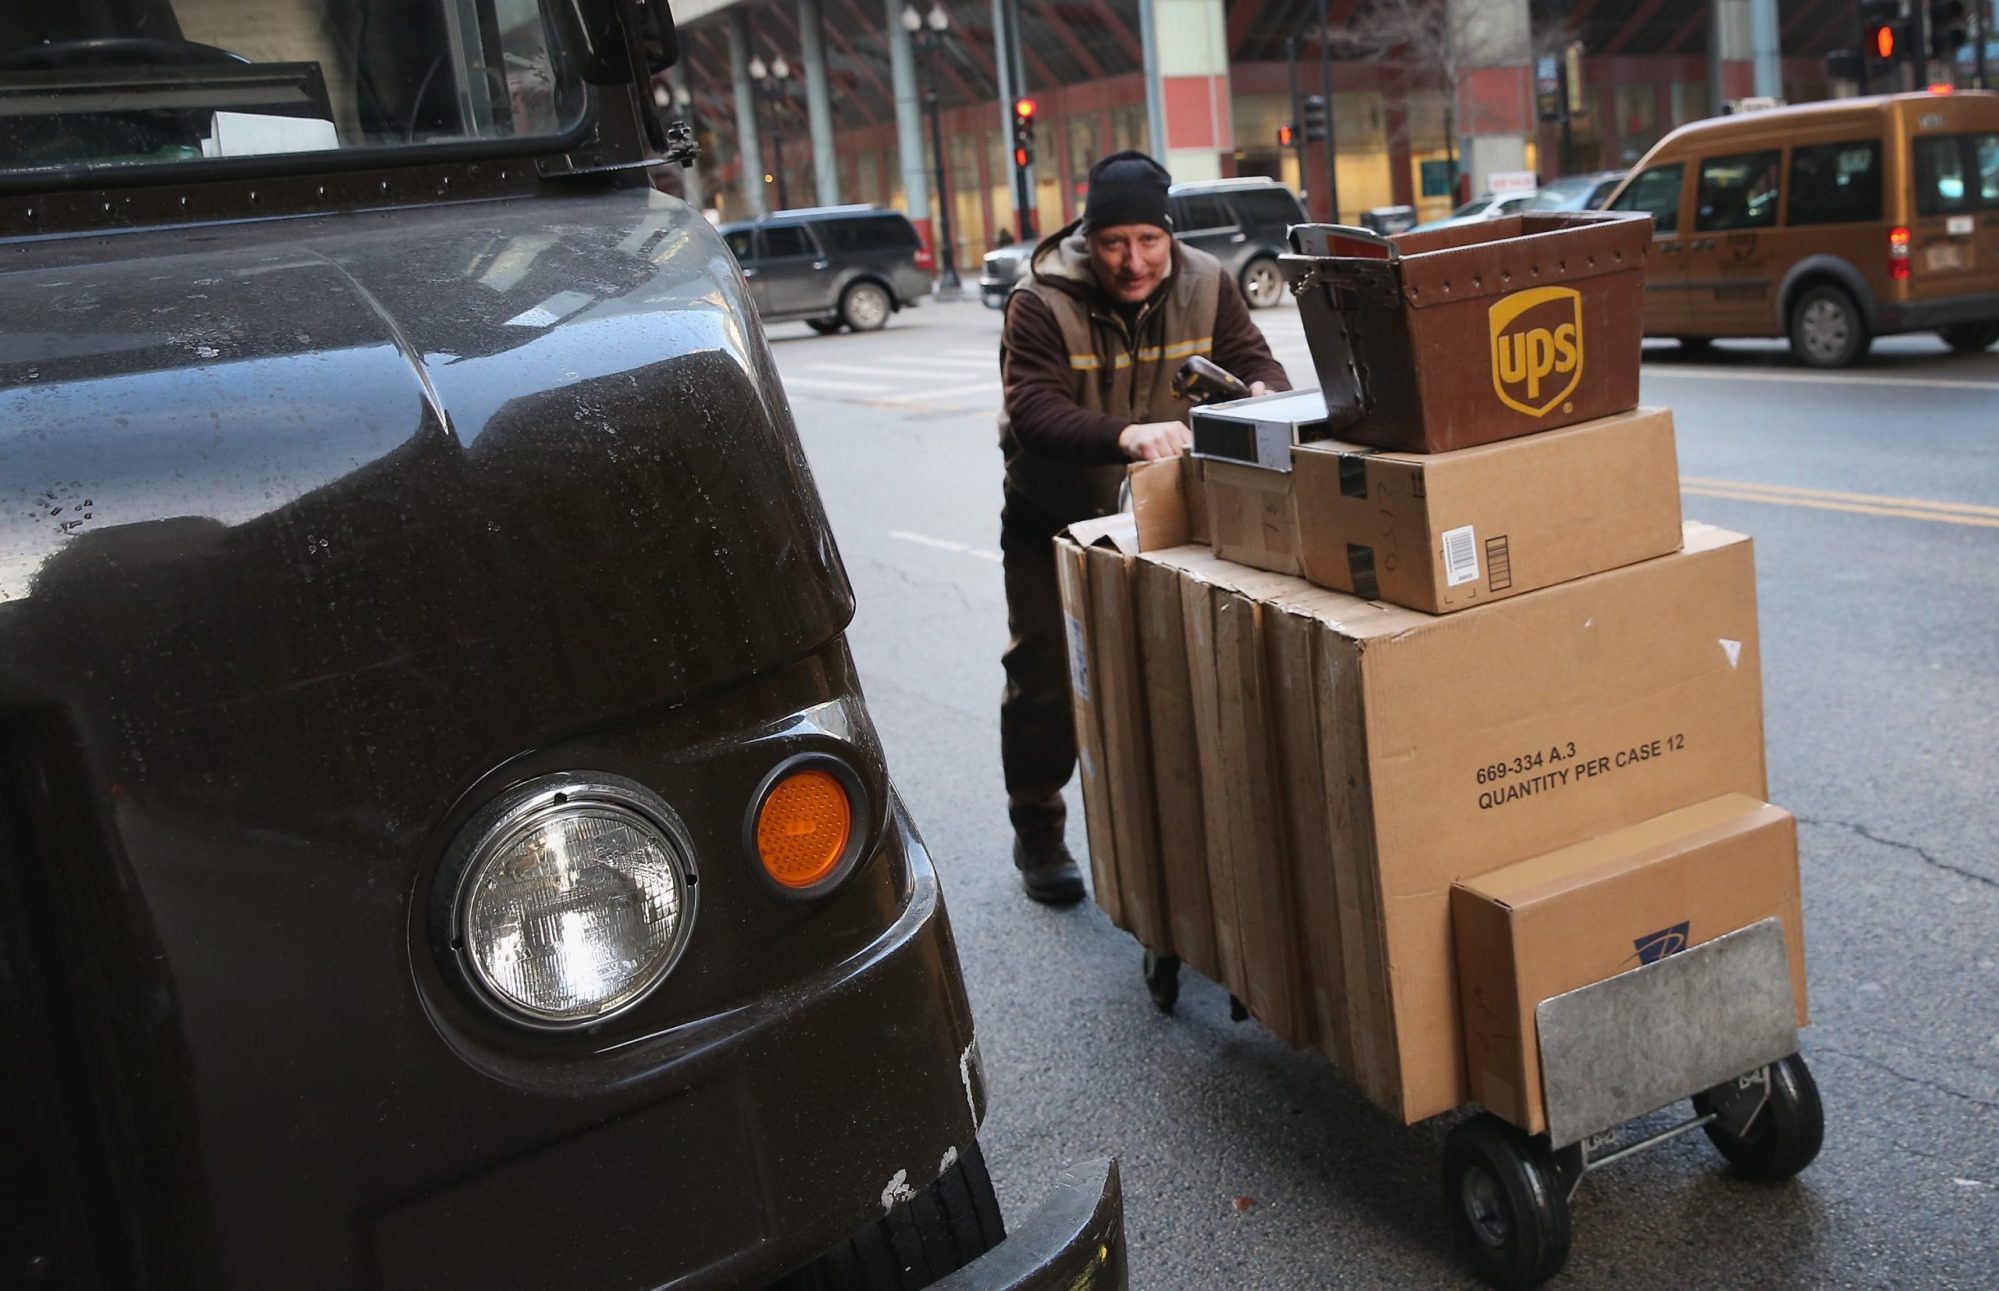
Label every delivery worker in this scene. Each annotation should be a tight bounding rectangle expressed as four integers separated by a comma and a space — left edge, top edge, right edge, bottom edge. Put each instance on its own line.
998, 150, 1291, 904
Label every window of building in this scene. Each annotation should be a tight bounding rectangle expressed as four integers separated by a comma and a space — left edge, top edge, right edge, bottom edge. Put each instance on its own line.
1787, 140, 1881, 226
1695, 151, 1780, 231
1608, 162, 1684, 234
1111, 104, 1148, 154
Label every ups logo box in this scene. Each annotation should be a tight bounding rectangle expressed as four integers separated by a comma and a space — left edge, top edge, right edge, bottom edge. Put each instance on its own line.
1283, 212, 1649, 453
1490, 286, 1583, 416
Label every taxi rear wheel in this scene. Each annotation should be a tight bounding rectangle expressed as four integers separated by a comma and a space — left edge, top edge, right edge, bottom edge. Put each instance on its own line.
1938, 321, 1999, 354
1788, 285, 1870, 369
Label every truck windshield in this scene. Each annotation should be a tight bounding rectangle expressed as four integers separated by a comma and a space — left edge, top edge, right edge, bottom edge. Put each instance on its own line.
1, 0, 588, 177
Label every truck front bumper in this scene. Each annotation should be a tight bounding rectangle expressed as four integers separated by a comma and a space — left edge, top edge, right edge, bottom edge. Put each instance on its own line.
932, 1157, 1126, 1291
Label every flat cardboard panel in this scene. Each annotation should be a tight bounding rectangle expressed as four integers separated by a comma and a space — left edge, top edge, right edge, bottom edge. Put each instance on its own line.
1452, 794, 1808, 1134
1215, 588, 1309, 1044
1053, 535, 1121, 926
1265, 594, 1348, 1064
1292, 406, 1684, 613
1133, 554, 1218, 977
1128, 457, 1192, 552
1084, 544, 1168, 949
1180, 576, 1247, 997
1205, 460, 1302, 576
1350, 523, 1769, 1121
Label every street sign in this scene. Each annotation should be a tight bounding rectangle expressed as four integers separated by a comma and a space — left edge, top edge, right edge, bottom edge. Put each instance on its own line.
1489, 170, 1537, 195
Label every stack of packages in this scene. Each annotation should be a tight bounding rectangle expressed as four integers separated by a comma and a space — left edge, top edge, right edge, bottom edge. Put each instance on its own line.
1055, 213, 1808, 1135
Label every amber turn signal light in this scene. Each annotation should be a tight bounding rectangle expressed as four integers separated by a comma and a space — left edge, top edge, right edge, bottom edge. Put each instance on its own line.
756, 767, 854, 890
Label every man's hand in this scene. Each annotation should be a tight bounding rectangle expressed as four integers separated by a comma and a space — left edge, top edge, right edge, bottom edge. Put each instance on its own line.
1249, 381, 1270, 397
1119, 420, 1193, 461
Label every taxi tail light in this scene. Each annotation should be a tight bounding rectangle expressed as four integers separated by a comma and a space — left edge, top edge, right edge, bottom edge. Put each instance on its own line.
1888, 226, 1911, 282
754, 761, 858, 893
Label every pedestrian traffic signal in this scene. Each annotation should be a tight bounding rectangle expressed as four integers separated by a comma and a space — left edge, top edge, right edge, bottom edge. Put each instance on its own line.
1011, 97, 1035, 170
1859, 0, 1905, 80
1928, 0, 1968, 62
1278, 123, 1296, 148
1300, 94, 1327, 145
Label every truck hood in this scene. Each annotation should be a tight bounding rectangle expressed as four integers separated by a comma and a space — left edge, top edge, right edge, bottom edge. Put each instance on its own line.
0, 190, 851, 771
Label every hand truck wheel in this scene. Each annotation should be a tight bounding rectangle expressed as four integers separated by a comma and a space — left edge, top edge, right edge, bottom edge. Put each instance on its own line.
1692, 1052, 1824, 1183
1442, 1113, 1572, 1290
1141, 949, 1180, 1013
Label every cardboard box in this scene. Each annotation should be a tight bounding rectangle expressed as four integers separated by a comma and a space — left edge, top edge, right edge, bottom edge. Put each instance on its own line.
1053, 523, 1123, 928
1056, 515, 1170, 951
1291, 406, 1684, 613
1204, 459, 1302, 577
1452, 794, 1809, 1135
1131, 556, 1219, 979
1164, 549, 1316, 1040
1249, 521, 1767, 1121
1281, 213, 1650, 453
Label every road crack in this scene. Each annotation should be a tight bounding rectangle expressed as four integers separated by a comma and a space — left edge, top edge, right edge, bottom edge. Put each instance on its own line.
1812, 1044, 1999, 1112
1797, 816, 1996, 891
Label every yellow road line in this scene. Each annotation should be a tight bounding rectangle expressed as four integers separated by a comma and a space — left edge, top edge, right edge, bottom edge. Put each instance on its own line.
1681, 476, 1999, 519
1681, 485, 1999, 528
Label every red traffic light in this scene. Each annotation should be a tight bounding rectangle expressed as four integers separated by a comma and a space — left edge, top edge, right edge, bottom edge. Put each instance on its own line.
1013, 97, 1036, 120
1871, 23, 1895, 58
1277, 124, 1295, 147
1013, 146, 1031, 167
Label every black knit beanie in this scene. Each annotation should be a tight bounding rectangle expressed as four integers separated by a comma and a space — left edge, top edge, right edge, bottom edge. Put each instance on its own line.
1080, 150, 1174, 235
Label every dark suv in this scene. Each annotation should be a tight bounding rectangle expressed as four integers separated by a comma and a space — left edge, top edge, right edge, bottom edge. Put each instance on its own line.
980, 176, 1306, 309
722, 206, 934, 332
0, 2, 1120, 1287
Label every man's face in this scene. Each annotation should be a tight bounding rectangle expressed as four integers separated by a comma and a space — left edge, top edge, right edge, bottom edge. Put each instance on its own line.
1086, 224, 1173, 303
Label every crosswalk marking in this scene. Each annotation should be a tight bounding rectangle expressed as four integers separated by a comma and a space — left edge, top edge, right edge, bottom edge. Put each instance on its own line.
875, 380, 1002, 403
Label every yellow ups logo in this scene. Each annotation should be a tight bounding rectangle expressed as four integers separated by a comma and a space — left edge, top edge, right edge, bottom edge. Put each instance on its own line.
1489, 286, 1583, 416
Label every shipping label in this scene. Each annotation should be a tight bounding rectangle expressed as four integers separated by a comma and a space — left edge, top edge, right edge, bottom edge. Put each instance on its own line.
1472, 733, 1687, 811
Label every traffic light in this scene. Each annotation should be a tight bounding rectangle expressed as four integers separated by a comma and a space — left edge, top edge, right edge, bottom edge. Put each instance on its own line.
1011, 97, 1035, 170
1860, 0, 1905, 80
1928, 0, 1968, 62
1277, 123, 1297, 148
1299, 94, 1327, 144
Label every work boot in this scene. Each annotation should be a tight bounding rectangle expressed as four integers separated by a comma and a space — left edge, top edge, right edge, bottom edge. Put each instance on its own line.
1013, 835, 1086, 906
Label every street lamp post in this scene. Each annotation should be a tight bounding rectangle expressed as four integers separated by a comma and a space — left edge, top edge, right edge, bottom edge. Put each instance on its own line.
747, 54, 793, 211
901, 3, 960, 290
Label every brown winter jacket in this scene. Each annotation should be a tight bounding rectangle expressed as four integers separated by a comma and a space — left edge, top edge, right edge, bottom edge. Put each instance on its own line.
999, 223, 1290, 521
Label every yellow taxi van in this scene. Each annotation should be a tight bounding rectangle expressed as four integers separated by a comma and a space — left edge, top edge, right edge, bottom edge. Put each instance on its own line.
1603, 90, 1999, 366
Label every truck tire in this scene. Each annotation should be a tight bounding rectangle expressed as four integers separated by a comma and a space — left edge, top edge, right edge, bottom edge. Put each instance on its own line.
840, 280, 893, 332
1788, 284, 1870, 368
769, 1142, 1006, 1289
1240, 256, 1284, 309
1938, 321, 1999, 354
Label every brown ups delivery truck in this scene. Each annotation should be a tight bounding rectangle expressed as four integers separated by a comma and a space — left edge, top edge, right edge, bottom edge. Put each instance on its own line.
1603, 90, 1999, 367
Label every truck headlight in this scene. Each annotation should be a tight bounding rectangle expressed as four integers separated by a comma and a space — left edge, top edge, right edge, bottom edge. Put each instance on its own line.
448, 775, 697, 1028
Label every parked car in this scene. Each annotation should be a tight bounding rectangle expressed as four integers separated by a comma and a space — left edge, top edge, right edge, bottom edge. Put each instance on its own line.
720, 205, 934, 332
1602, 89, 1999, 366
1408, 190, 1539, 232
0, 3, 1123, 1288
1527, 170, 1627, 211
981, 176, 1307, 309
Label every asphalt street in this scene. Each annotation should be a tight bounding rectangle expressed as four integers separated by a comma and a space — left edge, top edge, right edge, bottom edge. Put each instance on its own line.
763, 295, 1998, 1289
